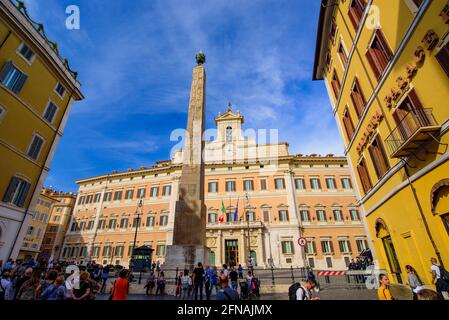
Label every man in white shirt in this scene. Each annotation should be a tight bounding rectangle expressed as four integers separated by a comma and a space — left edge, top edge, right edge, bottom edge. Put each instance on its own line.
431, 257, 449, 300
296, 279, 320, 301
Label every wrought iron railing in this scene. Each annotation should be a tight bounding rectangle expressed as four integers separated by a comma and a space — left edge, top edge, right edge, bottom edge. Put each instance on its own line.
385, 108, 438, 157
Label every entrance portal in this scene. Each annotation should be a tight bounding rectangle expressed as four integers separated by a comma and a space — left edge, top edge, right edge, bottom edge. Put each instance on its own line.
225, 240, 239, 267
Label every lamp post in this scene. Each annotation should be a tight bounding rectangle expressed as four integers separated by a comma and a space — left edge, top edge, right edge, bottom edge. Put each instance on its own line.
132, 198, 144, 284
245, 193, 252, 272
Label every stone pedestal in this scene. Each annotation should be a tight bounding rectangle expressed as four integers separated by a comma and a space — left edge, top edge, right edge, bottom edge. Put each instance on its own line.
163, 245, 210, 272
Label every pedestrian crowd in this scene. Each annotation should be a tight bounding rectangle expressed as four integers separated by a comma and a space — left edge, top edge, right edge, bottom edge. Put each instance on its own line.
0, 258, 131, 301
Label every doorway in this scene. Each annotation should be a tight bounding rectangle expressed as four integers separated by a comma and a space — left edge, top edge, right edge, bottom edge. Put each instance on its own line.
382, 236, 403, 284
225, 240, 239, 266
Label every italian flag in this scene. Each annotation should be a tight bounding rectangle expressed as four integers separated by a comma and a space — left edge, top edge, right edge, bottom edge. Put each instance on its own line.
219, 200, 226, 222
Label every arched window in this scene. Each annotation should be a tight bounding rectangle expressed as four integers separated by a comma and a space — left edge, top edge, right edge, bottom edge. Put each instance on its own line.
226, 127, 232, 143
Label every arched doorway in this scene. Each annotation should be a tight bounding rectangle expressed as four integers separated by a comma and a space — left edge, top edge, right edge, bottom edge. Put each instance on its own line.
431, 180, 449, 235
250, 250, 257, 266
375, 219, 403, 284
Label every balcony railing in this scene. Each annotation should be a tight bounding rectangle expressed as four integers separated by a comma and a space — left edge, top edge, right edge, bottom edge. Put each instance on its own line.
385, 108, 441, 158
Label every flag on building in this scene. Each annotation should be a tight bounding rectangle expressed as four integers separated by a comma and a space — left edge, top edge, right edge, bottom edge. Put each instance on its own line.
219, 200, 226, 222
234, 198, 239, 222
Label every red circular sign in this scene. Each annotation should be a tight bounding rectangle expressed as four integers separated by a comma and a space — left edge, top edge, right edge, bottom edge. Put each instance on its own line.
298, 237, 307, 247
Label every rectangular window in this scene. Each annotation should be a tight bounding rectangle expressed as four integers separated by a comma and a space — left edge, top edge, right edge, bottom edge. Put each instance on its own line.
156, 244, 166, 257
350, 210, 360, 221
103, 192, 112, 202
246, 212, 255, 222
300, 210, 310, 222
244, 180, 254, 191
79, 221, 86, 231
113, 191, 123, 201
321, 240, 334, 254
0, 61, 28, 93
102, 246, 111, 257
159, 215, 168, 226
295, 178, 305, 190
208, 182, 218, 193
125, 189, 134, 200
120, 218, 129, 229
338, 41, 348, 67
341, 178, 352, 190
115, 246, 124, 257
350, 78, 367, 117
356, 239, 368, 252
86, 194, 93, 204
278, 210, 289, 222
87, 220, 94, 230
329, 18, 337, 44
331, 69, 341, 98
308, 258, 315, 268
357, 158, 373, 193
310, 178, 321, 190
146, 216, 155, 228
306, 241, 316, 254
275, 178, 286, 190
43, 101, 58, 124
317, 210, 327, 222
18, 43, 35, 62
326, 178, 336, 190
55, 83, 66, 97
260, 179, 267, 191
339, 240, 351, 253
27, 134, 44, 160
150, 187, 159, 198
326, 257, 333, 268
435, 39, 449, 77
208, 213, 217, 224
162, 185, 171, 196
80, 247, 88, 258
92, 246, 100, 257
263, 210, 270, 222
53, 215, 60, 222
366, 29, 394, 80
348, 0, 367, 29
369, 135, 390, 179
70, 222, 77, 232
333, 210, 343, 222
137, 188, 146, 199
2, 176, 31, 208
226, 181, 236, 192
98, 220, 105, 230
281, 241, 294, 255
108, 219, 116, 229
342, 107, 355, 141
94, 193, 101, 203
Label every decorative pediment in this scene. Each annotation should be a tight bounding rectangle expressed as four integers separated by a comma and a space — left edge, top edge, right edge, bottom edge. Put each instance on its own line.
215, 108, 244, 124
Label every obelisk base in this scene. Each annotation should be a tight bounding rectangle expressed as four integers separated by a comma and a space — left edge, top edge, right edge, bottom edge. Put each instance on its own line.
163, 245, 210, 272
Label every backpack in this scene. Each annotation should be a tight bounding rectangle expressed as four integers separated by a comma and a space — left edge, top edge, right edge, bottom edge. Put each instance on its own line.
288, 283, 307, 301
439, 265, 449, 282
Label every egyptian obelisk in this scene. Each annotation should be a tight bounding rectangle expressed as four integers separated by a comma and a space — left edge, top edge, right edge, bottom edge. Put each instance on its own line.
164, 52, 209, 271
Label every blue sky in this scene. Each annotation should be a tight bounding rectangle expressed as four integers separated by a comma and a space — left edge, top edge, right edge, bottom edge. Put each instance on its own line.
25, 0, 345, 192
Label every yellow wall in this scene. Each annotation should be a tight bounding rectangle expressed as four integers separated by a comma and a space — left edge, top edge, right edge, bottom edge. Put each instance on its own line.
319, 0, 449, 285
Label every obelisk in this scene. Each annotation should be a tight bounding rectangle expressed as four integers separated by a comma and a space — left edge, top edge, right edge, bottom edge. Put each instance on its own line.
164, 52, 209, 271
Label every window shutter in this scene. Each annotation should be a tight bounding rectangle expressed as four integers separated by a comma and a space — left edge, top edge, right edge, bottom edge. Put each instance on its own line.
3, 177, 19, 203
17, 181, 31, 207
330, 241, 334, 253
434, 41, 448, 77
12, 72, 28, 93
347, 241, 352, 253
0, 61, 13, 83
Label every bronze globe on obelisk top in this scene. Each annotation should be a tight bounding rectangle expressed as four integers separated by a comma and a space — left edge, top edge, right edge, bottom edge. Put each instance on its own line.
163, 52, 210, 271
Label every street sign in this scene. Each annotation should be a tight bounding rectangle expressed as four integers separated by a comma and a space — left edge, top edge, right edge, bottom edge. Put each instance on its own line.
298, 237, 307, 247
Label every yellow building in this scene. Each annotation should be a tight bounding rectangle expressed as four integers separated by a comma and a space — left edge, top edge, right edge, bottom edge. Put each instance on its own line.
0, 0, 83, 262
313, 0, 449, 285
17, 190, 57, 261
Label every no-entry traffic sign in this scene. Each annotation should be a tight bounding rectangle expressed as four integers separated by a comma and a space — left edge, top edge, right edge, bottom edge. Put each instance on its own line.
298, 237, 307, 247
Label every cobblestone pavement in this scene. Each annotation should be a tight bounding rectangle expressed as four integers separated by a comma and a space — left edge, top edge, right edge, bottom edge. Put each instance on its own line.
96, 288, 380, 301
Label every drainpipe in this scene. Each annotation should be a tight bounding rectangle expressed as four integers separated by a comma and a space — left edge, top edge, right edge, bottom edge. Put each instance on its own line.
403, 163, 444, 269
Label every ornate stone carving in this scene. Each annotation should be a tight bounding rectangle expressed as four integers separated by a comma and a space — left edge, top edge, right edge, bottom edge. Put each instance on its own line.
356, 111, 384, 155
413, 46, 426, 66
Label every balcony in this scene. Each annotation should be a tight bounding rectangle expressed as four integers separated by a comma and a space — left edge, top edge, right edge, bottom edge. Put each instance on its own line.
385, 109, 441, 158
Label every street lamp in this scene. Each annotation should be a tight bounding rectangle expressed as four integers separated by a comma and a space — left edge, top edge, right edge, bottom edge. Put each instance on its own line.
132, 198, 144, 284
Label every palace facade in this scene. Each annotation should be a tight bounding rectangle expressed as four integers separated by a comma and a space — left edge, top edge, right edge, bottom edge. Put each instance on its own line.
62, 109, 368, 270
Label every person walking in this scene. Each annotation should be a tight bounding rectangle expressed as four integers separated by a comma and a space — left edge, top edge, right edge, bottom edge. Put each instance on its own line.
17, 270, 42, 300
145, 270, 156, 296
111, 269, 129, 301
192, 262, 205, 300
378, 274, 395, 300
155, 271, 166, 296
229, 267, 238, 291
237, 264, 243, 279
100, 265, 110, 293
181, 269, 192, 300
430, 257, 449, 300
14, 267, 32, 300
0, 271, 14, 301
405, 265, 423, 300
295, 279, 319, 301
